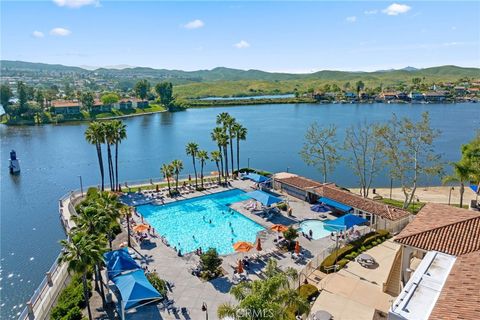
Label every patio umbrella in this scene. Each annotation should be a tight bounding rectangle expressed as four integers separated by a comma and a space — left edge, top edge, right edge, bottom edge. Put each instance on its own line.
133, 224, 149, 233
237, 259, 244, 274
310, 310, 333, 320
256, 238, 262, 251
233, 241, 254, 253
295, 241, 301, 254
271, 224, 288, 241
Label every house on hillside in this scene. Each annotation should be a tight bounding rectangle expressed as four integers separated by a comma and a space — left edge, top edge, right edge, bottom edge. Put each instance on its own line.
379, 92, 397, 101
388, 203, 480, 320
51, 100, 81, 115
92, 99, 112, 112
112, 98, 148, 110
423, 92, 446, 102
409, 92, 424, 102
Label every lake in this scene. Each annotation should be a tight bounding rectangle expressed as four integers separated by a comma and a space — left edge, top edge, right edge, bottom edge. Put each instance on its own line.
198, 94, 295, 100
1, 102, 479, 319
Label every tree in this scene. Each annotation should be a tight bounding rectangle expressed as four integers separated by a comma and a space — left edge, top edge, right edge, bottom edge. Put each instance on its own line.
343, 82, 351, 92
161, 163, 174, 195
233, 123, 247, 174
35, 89, 45, 108
100, 92, 120, 106
211, 127, 226, 178
58, 232, 105, 320
377, 112, 443, 209
442, 161, 471, 207
283, 226, 299, 247
85, 122, 106, 190
185, 142, 199, 188
200, 248, 222, 275
102, 122, 116, 190
171, 159, 184, 191
81, 92, 95, 112
344, 123, 384, 198
217, 259, 309, 320
0, 84, 12, 109
64, 83, 75, 99
197, 150, 209, 188
300, 122, 340, 183
134, 79, 150, 102
217, 112, 235, 178
17, 81, 28, 114
355, 81, 365, 100
210, 151, 222, 184
111, 120, 127, 191
460, 132, 480, 184
154, 82, 174, 106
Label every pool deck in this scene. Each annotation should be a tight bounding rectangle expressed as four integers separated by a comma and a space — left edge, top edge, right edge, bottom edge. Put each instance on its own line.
115, 179, 336, 320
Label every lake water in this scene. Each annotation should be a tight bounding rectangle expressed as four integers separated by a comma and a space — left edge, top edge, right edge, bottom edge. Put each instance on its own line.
198, 94, 295, 100
1, 102, 479, 318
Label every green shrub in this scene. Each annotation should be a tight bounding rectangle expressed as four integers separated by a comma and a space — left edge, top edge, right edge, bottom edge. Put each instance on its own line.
200, 248, 223, 276
61, 306, 84, 320
146, 272, 168, 296
51, 274, 89, 320
371, 241, 378, 246
283, 226, 299, 244
337, 259, 350, 270
298, 284, 319, 301
276, 203, 288, 211
366, 244, 372, 249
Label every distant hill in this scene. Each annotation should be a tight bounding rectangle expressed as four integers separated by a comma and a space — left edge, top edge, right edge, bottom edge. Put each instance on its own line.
1, 60, 478, 83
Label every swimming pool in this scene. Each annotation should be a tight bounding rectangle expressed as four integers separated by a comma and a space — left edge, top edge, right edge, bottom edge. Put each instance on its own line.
300, 219, 336, 240
136, 189, 265, 255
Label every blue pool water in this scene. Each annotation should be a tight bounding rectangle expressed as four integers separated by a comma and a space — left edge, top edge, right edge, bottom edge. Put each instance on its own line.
136, 189, 265, 255
300, 219, 335, 240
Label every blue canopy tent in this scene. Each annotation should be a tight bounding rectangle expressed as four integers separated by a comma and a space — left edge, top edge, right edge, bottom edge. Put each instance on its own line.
318, 197, 353, 212
324, 213, 368, 231
246, 190, 283, 207
243, 173, 269, 183
104, 250, 141, 279
112, 269, 162, 319
311, 203, 333, 213
470, 184, 479, 193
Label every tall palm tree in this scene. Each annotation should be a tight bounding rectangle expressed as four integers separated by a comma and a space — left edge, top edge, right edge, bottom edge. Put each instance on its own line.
85, 122, 106, 190
211, 127, 226, 178
197, 150, 209, 188
171, 159, 184, 191
103, 122, 116, 190
233, 123, 247, 174
217, 259, 309, 320
185, 142, 199, 188
111, 120, 127, 191
442, 161, 472, 207
120, 206, 132, 247
161, 163, 174, 195
59, 232, 106, 320
210, 151, 222, 184
217, 112, 236, 176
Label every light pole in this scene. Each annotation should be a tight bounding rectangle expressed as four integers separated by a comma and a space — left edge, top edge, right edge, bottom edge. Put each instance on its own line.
247, 158, 250, 171
201, 302, 208, 320
448, 186, 454, 206
78, 175, 84, 197
389, 177, 393, 200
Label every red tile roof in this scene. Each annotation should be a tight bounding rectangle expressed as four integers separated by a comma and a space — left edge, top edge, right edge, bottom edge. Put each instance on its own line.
276, 176, 323, 190
312, 185, 410, 221
429, 251, 480, 320
51, 100, 80, 108
395, 203, 480, 256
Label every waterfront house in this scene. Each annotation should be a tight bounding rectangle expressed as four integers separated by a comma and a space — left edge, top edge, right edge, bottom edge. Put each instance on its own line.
454, 86, 467, 95
113, 98, 149, 110
396, 92, 409, 101
344, 92, 357, 101
409, 91, 424, 102
273, 172, 323, 201
92, 99, 112, 113
388, 203, 480, 320
379, 92, 397, 101
423, 91, 446, 102
51, 100, 81, 115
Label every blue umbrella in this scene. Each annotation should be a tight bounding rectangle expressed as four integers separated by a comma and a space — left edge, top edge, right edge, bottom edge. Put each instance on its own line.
246, 190, 283, 207
325, 214, 368, 230
243, 173, 269, 183
311, 204, 333, 213
112, 269, 162, 310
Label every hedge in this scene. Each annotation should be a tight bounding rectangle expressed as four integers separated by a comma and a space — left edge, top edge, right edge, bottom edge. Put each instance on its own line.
50, 274, 90, 320
319, 230, 390, 272
298, 284, 319, 301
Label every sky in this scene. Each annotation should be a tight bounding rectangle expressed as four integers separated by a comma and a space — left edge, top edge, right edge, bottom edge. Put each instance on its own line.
1, 1, 479, 72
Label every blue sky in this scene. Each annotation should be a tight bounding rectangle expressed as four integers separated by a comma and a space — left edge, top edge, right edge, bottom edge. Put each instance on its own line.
1, 1, 479, 72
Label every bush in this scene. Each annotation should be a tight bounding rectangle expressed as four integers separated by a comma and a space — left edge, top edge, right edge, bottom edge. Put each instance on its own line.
366, 244, 372, 249
50, 274, 89, 320
283, 226, 299, 243
146, 272, 168, 297
200, 248, 222, 277
298, 284, 319, 301
61, 306, 84, 320
276, 203, 288, 211
337, 259, 350, 270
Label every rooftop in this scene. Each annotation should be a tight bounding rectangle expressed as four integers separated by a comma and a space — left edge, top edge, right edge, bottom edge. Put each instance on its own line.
389, 251, 456, 320
51, 100, 80, 107
312, 185, 410, 221
275, 175, 323, 190
395, 203, 480, 256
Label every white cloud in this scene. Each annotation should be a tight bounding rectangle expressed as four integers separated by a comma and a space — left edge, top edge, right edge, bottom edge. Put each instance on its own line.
53, 0, 99, 8
382, 3, 411, 16
346, 16, 357, 23
234, 40, 250, 49
364, 9, 378, 15
32, 31, 44, 38
50, 28, 71, 36
183, 19, 205, 29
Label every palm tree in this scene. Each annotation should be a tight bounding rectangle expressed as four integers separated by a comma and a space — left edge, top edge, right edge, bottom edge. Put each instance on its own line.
211, 127, 226, 178
197, 150, 209, 188
185, 142, 199, 188
217, 113, 236, 176
233, 123, 247, 174
111, 120, 127, 191
59, 232, 106, 320
120, 206, 132, 247
171, 159, 184, 191
217, 259, 309, 320
161, 163, 174, 195
442, 161, 472, 207
103, 122, 116, 190
210, 151, 222, 184
85, 122, 106, 190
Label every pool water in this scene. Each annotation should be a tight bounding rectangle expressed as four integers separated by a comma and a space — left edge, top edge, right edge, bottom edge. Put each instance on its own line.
300, 220, 335, 240
137, 189, 265, 255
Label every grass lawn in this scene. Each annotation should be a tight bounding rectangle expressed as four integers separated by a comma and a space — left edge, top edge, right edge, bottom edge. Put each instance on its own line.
379, 198, 426, 214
